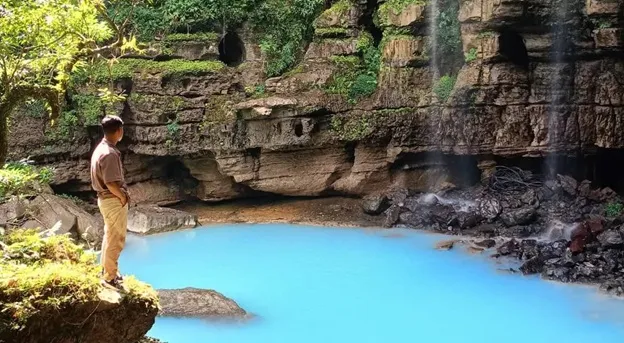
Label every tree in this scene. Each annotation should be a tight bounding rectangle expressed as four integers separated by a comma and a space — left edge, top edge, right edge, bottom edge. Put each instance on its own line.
0, 0, 145, 165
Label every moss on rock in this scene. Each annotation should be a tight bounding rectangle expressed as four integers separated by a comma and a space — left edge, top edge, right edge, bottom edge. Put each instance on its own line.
0, 230, 158, 343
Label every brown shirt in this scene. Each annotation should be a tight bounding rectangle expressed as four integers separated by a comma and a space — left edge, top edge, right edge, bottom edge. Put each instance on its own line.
90, 138, 128, 199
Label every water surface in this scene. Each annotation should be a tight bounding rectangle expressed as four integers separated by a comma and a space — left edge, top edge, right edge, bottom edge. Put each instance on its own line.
121, 224, 624, 343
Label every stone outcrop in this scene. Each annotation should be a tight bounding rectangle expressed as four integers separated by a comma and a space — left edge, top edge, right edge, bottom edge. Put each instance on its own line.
127, 205, 198, 234
157, 288, 247, 319
1, 194, 104, 246
7, 0, 624, 203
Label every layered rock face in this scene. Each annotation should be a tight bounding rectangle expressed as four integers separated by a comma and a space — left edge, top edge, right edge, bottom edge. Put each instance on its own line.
9, 0, 624, 202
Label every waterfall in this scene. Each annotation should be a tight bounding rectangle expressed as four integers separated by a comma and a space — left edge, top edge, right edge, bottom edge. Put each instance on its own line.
544, 0, 571, 178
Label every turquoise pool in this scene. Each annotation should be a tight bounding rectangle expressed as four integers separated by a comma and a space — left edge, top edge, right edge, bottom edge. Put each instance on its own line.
120, 224, 624, 343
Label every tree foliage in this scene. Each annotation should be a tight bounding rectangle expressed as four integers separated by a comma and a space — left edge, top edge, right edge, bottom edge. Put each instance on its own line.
0, 0, 145, 164
250, 0, 325, 76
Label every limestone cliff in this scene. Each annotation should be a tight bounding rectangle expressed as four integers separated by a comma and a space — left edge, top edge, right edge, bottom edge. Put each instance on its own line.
9, 0, 624, 202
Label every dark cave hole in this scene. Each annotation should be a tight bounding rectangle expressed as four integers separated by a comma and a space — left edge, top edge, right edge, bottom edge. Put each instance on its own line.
498, 28, 530, 70
219, 32, 245, 67
294, 120, 304, 137
360, 0, 383, 45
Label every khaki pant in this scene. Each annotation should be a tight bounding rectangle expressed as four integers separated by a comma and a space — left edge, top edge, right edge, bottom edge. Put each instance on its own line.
98, 197, 128, 281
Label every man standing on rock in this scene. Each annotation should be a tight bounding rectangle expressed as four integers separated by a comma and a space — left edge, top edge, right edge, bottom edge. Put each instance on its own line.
90, 115, 129, 289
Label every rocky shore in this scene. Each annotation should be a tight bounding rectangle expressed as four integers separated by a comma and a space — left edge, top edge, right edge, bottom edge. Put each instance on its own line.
362, 167, 624, 296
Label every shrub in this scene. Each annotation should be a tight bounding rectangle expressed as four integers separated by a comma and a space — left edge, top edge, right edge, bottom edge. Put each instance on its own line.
605, 202, 623, 218
0, 162, 53, 200
433, 75, 456, 102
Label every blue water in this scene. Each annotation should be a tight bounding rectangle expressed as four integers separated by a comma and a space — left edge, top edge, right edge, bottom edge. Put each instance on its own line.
120, 224, 624, 343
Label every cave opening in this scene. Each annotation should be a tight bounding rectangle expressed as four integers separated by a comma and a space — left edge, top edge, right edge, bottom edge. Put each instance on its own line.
218, 32, 245, 67
498, 28, 530, 70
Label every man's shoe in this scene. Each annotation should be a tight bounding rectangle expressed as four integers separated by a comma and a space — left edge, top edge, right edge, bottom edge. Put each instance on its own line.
101, 276, 126, 291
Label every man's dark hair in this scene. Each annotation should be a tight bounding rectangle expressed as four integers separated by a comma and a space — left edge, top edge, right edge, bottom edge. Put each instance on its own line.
101, 115, 124, 135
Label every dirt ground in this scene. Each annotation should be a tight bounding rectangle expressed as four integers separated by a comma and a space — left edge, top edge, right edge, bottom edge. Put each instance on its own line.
175, 196, 385, 228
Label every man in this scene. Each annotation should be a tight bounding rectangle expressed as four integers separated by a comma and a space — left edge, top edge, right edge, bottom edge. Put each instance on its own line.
90, 115, 129, 289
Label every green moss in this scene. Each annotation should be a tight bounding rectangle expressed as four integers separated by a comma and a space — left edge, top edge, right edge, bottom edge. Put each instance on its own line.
0, 230, 158, 329
283, 64, 305, 77
464, 47, 478, 63
356, 32, 374, 53
315, 27, 350, 38
433, 75, 456, 102
377, 0, 427, 27
75, 59, 225, 85
201, 96, 236, 129
330, 114, 377, 141
477, 31, 497, 38
163, 32, 220, 42
315, 0, 354, 28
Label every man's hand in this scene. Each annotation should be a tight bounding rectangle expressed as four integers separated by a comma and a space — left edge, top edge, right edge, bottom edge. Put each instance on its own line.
105, 182, 128, 207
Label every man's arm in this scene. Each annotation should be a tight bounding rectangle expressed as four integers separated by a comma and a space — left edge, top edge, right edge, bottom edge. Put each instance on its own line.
106, 182, 128, 206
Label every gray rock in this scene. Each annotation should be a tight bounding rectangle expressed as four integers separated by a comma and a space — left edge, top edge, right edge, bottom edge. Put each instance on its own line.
361, 194, 389, 215
557, 174, 578, 197
597, 230, 624, 248
383, 205, 400, 228
157, 288, 247, 319
27, 194, 78, 236
500, 207, 536, 227
478, 197, 502, 220
128, 205, 198, 234
0, 197, 26, 225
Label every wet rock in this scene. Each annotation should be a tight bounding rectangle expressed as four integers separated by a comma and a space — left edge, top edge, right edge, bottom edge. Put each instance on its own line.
545, 180, 562, 194
500, 207, 536, 227
387, 188, 408, 207
478, 197, 502, 220
435, 239, 459, 251
520, 189, 539, 207
543, 266, 571, 282
520, 257, 544, 275
157, 288, 247, 319
127, 206, 198, 234
474, 239, 496, 249
455, 211, 483, 230
361, 194, 390, 215
597, 230, 624, 248
497, 239, 520, 256
578, 180, 592, 198
383, 205, 400, 228
557, 174, 578, 197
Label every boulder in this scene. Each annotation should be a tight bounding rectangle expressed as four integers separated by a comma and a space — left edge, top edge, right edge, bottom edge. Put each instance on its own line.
0, 197, 26, 225
26, 194, 79, 236
474, 239, 496, 249
127, 205, 198, 234
25, 194, 103, 244
557, 174, 578, 197
597, 230, 624, 248
157, 288, 247, 319
478, 197, 502, 220
497, 239, 520, 256
383, 205, 400, 228
361, 194, 389, 215
500, 207, 536, 227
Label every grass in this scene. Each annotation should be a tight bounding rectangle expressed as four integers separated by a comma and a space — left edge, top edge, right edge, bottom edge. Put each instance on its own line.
0, 230, 158, 329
